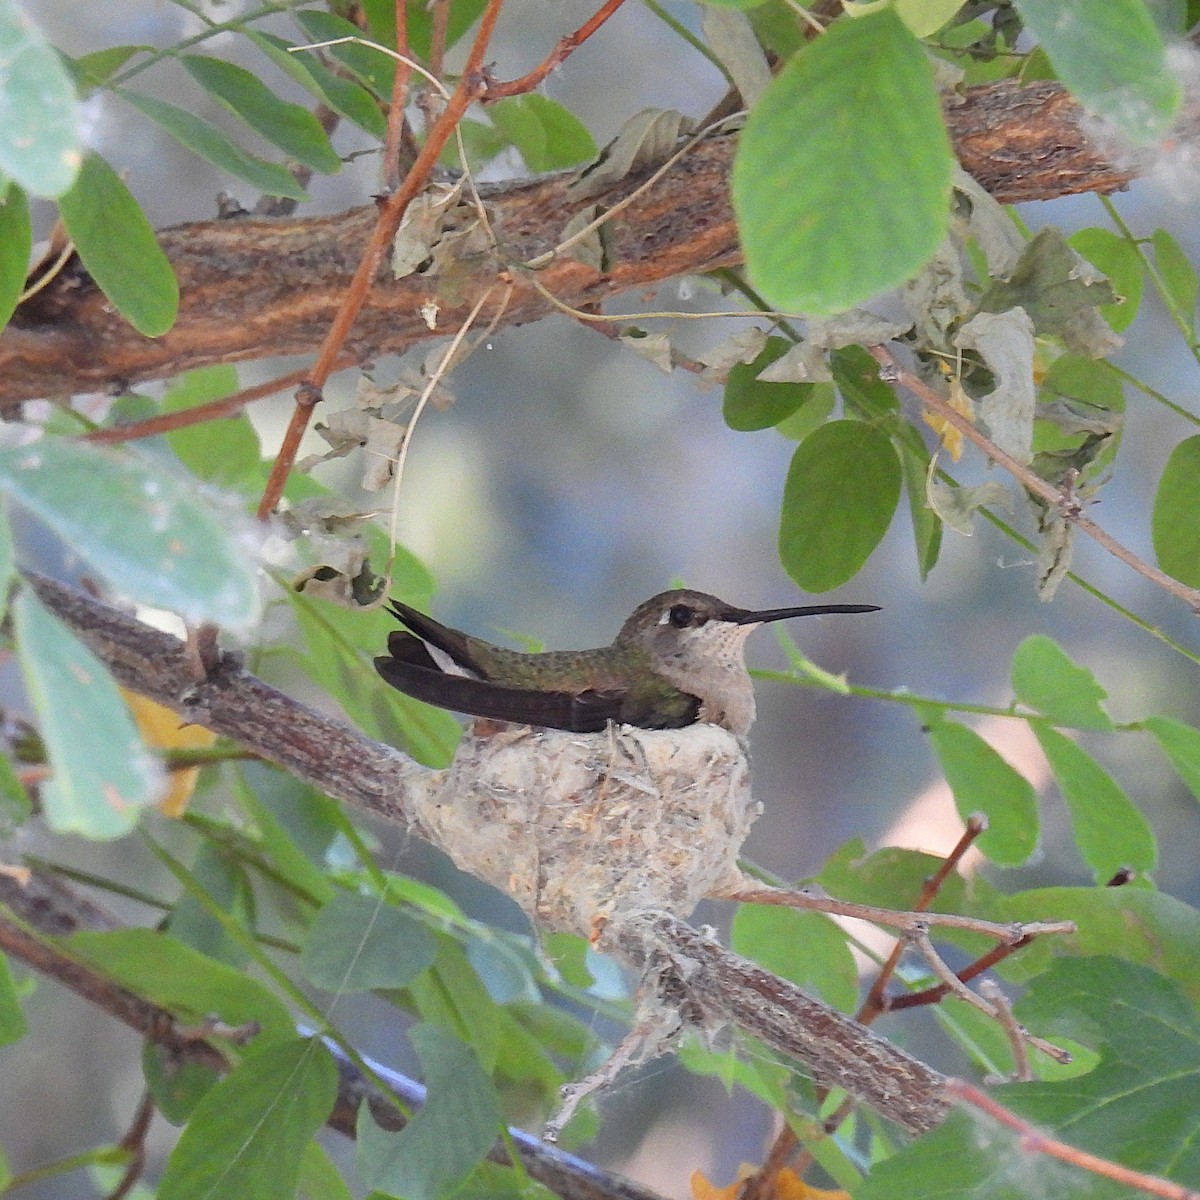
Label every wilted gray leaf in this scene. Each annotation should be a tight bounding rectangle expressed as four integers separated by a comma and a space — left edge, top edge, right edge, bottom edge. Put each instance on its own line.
1036, 510, 1074, 601
756, 340, 833, 383
955, 307, 1036, 464
560, 205, 607, 271
571, 109, 692, 197
952, 167, 1023, 276
700, 9, 771, 108
927, 477, 1012, 536
1061, 306, 1125, 357
976, 226, 1118, 336
697, 327, 769, 382
905, 239, 972, 348
808, 311, 912, 350
1039, 398, 1123, 439
391, 182, 464, 279
620, 329, 674, 373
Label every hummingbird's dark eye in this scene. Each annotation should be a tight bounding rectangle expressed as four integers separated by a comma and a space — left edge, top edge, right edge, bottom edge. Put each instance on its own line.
668, 604, 695, 628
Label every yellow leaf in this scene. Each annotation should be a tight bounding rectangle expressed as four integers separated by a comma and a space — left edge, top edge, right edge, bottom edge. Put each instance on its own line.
691, 1170, 741, 1200
922, 375, 972, 461
691, 1166, 851, 1200
120, 689, 215, 817
776, 1166, 851, 1200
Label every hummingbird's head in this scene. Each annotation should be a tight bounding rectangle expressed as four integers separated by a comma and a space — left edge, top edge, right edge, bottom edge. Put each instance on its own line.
619, 589, 880, 667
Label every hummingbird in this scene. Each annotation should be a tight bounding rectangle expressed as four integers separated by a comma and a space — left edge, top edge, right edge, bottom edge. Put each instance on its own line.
374, 589, 879, 736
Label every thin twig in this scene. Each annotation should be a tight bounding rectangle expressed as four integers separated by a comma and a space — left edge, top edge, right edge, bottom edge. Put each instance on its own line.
889, 935, 1033, 1010
947, 1080, 1200, 1200
869, 344, 1200, 612
105, 1090, 155, 1200
724, 884, 1075, 943
257, 0, 508, 519
81, 363, 349, 446
858, 815, 988, 1023
979, 979, 1032, 1082
382, 0, 413, 194
484, 0, 630, 99
910, 929, 1068, 1063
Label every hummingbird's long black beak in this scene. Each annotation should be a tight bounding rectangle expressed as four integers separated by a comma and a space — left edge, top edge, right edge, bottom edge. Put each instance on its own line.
733, 603, 881, 625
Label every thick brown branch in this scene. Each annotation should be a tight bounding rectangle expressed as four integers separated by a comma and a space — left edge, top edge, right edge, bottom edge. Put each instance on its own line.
26, 573, 952, 1136
615, 914, 950, 1134
24, 573, 423, 827
1, 79, 1142, 404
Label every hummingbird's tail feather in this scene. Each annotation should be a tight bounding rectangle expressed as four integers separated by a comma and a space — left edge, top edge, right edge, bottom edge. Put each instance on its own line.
373, 651, 624, 733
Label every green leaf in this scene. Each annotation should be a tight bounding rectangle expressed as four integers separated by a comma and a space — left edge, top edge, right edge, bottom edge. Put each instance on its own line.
14, 590, 160, 837
71, 44, 148, 86
67, 929, 295, 1037
731, 904, 858, 1011
158, 1037, 337, 1200
166, 843, 255, 967
1153, 434, 1200, 588
245, 32, 387, 139
775, 380, 836, 440
299, 1141, 356, 1200
898, 439, 942, 581
143, 1039, 221, 1125
1014, 0, 1180, 143
0, 952, 26, 1046
0, 750, 30, 830
161, 365, 262, 487
1001, 886, 1200, 1003
0, 184, 30, 329
180, 55, 342, 174
1010, 634, 1112, 730
0, 0, 82, 196
291, 10, 393, 95
0, 494, 14, 619
1034, 723, 1156, 880
723, 336, 813, 430
0, 439, 261, 629
408, 938, 503, 1073
1068, 226, 1144, 331
927, 719, 1038, 865
57, 153, 178, 336
487, 95, 597, 171
121, 89, 308, 200
385, 0, 491, 61
300, 891, 438, 991
1002, 958, 1200, 1186
232, 766, 338, 908
733, 8, 952, 314
894, 0, 969, 35
779, 419, 901, 590
1145, 715, 1200, 804
1152, 227, 1198, 336
857, 1108, 1087, 1200
357, 1024, 502, 1200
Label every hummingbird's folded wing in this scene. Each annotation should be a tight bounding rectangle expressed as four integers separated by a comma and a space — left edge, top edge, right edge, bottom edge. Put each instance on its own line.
385, 600, 481, 673
373, 650, 624, 732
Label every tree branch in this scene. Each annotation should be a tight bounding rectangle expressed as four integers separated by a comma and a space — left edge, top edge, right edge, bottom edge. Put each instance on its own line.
24, 573, 951, 1135
1, 79, 1146, 404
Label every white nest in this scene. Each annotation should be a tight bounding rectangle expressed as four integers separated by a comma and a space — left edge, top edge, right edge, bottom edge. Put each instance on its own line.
409, 722, 758, 946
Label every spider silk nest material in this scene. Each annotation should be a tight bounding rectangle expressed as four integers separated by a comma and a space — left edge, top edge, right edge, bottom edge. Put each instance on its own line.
407, 722, 757, 947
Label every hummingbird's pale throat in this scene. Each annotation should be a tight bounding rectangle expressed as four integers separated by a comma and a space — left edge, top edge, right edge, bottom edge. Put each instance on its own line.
374, 588, 879, 735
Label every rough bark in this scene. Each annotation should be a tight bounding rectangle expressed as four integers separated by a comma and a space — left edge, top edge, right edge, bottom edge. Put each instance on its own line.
0, 78, 1142, 404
